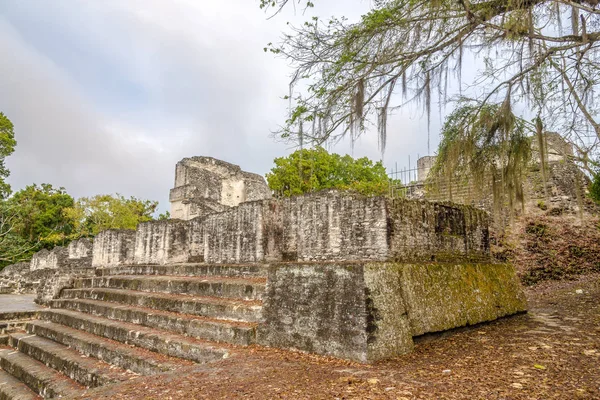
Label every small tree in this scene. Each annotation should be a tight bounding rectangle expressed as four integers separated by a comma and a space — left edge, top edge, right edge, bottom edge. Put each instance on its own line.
429, 101, 532, 211
8, 184, 75, 247
0, 202, 39, 268
590, 168, 600, 204
266, 147, 391, 196
0, 112, 17, 199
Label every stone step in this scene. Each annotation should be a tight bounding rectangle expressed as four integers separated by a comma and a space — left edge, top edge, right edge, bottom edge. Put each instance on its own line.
8, 332, 135, 388
0, 312, 40, 336
74, 275, 266, 301
52, 298, 257, 346
26, 320, 191, 376
0, 347, 85, 399
0, 368, 40, 400
96, 264, 269, 278
61, 288, 262, 322
38, 310, 229, 364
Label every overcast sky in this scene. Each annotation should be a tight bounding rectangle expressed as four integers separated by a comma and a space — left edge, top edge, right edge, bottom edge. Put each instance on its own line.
0, 0, 447, 212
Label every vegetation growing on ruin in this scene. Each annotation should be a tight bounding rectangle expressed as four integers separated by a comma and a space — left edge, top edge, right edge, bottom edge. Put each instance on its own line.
591, 168, 600, 204
262, 0, 600, 176
506, 215, 600, 285
266, 147, 392, 197
428, 102, 533, 217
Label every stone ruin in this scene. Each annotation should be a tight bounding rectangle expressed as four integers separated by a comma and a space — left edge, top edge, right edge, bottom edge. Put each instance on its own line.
169, 156, 272, 220
0, 156, 527, 398
0, 238, 94, 297
410, 133, 596, 219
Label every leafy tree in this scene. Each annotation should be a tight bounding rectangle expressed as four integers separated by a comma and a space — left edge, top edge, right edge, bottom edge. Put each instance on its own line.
0, 201, 39, 267
262, 0, 600, 174
7, 184, 75, 247
0, 112, 17, 198
266, 147, 391, 196
65, 194, 158, 236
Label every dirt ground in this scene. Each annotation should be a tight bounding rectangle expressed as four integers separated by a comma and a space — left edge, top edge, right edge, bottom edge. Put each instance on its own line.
75, 273, 600, 400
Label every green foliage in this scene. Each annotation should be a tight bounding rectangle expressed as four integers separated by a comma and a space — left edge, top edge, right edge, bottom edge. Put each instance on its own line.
262, 1, 600, 174
590, 170, 600, 205
429, 101, 532, 214
0, 112, 17, 199
0, 201, 38, 267
266, 147, 391, 197
7, 184, 75, 248
65, 194, 159, 237
0, 185, 162, 268
525, 222, 549, 238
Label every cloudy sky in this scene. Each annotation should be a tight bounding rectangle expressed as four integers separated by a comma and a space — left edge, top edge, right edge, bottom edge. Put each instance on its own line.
0, 0, 446, 212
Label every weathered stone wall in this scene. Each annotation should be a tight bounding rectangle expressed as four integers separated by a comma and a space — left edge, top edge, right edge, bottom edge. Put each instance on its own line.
109, 191, 491, 266
0, 263, 36, 294
277, 192, 389, 262
258, 262, 526, 362
134, 220, 190, 265
30, 248, 66, 271
0, 238, 96, 298
188, 200, 274, 264
91, 230, 136, 267
68, 238, 92, 260
388, 200, 489, 262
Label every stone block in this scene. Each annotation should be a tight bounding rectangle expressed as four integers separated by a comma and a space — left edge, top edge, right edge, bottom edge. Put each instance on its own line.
30, 247, 69, 271
387, 199, 490, 262
257, 262, 526, 362
188, 200, 280, 264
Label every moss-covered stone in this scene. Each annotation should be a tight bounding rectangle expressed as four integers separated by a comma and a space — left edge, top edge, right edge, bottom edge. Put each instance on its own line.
258, 262, 526, 363
396, 263, 527, 336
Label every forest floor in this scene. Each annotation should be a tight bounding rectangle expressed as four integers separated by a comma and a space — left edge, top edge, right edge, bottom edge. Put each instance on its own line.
76, 273, 600, 400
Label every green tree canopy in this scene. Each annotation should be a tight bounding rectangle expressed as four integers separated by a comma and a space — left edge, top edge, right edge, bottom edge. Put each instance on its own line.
262, 0, 600, 174
7, 184, 75, 247
266, 147, 390, 196
0, 112, 17, 198
0, 201, 38, 266
65, 194, 159, 236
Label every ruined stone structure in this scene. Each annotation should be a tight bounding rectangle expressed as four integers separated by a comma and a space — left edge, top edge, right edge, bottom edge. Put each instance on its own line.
0, 157, 527, 399
0, 239, 94, 297
411, 133, 595, 218
169, 156, 272, 220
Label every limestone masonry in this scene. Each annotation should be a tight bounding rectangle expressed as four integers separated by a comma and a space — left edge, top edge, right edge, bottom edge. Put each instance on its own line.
0, 156, 527, 398
169, 156, 272, 220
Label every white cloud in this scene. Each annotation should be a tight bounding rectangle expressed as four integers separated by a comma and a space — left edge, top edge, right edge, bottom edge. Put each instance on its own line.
0, 0, 445, 212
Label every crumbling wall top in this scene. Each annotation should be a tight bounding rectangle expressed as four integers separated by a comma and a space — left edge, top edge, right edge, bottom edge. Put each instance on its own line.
170, 156, 272, 221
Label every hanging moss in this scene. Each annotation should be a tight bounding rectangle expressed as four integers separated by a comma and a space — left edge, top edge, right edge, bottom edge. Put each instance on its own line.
428, 101, 532, 226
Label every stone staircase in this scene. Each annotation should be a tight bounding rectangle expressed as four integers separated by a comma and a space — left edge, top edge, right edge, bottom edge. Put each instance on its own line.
0, 263, 267, 399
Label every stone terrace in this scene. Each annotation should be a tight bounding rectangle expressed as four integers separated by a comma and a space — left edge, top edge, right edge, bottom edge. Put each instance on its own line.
0, 190, 526, 399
